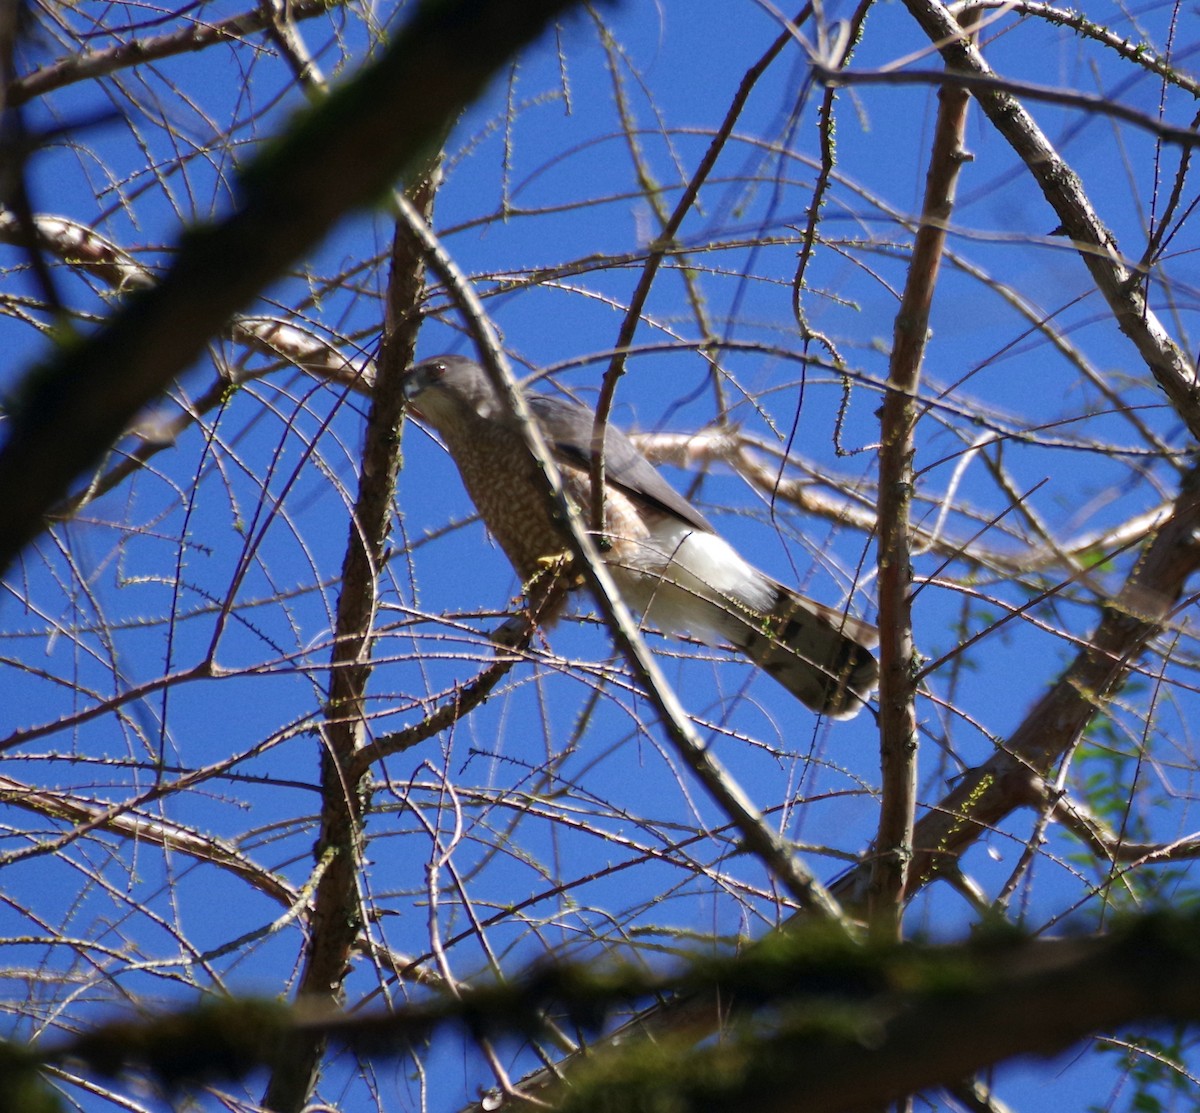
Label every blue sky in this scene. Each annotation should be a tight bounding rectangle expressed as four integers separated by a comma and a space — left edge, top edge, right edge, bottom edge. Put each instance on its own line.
3, 1, 1199, 1110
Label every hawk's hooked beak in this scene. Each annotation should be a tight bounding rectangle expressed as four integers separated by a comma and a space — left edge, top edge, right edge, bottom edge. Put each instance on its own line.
401, 361, 440, 419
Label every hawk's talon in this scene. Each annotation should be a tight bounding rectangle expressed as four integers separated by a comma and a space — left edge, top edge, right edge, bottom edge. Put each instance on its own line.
527, 551, 583, 593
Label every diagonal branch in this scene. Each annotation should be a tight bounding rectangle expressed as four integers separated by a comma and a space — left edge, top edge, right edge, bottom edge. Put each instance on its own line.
489, 458, 1200, 1111
835, 460, 1200, 911
587, 8, 803, 534
0, 0, 584, 576
0, 773, 298, 907
392, 193, 851, 924
896, 0, 1200, 439
0, 212, 373, 520
6, 1, 343, 106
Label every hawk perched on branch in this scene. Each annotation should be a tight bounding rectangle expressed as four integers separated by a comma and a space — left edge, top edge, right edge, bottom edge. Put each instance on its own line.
402, 355, 878, 718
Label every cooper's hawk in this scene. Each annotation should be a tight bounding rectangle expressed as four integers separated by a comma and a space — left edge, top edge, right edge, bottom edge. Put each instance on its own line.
402, 355, 878, 718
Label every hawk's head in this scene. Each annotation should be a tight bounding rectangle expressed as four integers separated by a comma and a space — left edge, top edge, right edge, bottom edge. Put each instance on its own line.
402, 355, 504, 428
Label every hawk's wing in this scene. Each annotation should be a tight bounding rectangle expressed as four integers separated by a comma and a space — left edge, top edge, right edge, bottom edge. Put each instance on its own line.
402, 356, 878, 716
528, 393, 714, 534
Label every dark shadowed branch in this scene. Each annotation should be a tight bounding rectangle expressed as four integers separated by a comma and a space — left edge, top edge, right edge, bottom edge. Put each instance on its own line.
0, 0, 583, 575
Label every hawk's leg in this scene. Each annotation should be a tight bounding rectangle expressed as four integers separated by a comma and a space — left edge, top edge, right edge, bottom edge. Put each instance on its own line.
492, 552, 579, 649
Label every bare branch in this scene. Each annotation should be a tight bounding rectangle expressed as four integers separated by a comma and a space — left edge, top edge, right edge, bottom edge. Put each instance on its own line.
956, 0, 1200, 99
813, 64, 1200, 148
873, 13, 976, 934
260, 172, 436, 1113
7, 1, 342, 106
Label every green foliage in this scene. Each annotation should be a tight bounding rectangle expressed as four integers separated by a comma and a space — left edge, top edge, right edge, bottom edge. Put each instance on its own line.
0, 1042, 61, 1113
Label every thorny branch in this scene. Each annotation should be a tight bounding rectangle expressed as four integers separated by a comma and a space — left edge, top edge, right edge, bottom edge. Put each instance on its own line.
391, 190, 854, 925
260, 175, 435, 1113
